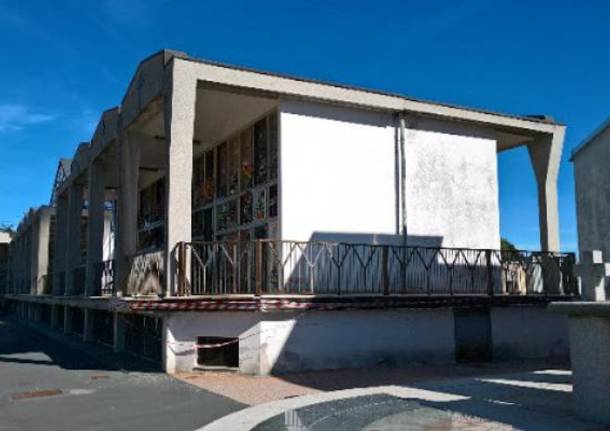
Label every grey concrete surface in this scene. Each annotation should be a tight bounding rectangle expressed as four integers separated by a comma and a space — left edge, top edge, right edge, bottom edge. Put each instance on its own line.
0, 315, 245, 431
203, 369, 604, 431
551, 302, 610, 425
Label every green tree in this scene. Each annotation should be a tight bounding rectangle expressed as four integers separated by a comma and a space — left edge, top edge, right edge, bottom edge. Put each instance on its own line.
501, 237, 518, 252
0, 223, 15, 236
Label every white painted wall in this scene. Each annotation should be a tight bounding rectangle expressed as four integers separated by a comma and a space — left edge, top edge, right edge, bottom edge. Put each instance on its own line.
257, 309, 455, 374
103, 212, 114, 261
163, 306, 568, 374
163, 309, 456, 374
279, 101, 501, 250
279, 101, 398, 245
404, 118, 500, 249
164, 312, 263, 374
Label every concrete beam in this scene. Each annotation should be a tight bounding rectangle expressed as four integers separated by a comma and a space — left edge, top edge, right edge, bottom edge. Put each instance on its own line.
528, 128, 564, 251
86, 160, 106, 296
177, 56, 561, 135
116, 132, 140, 297
65, 184, 84, 294
34, 209, 52, 295
50, 304, 59, 328
162, 60, 196, 296
83, 308, 95, 342
63, 307, 72, 334
113, 312, 126, 353
53, 193, 69, 295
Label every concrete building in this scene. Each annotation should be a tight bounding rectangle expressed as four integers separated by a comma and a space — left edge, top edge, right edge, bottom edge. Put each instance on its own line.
0, 231, 11, 294
7, 206, 55, 296
572, 119, 610, 269
1, 49, 577, 374
548, 118, 610, 425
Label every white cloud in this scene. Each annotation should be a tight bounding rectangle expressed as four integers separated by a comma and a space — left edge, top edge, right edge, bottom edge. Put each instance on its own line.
0, 104, 54, 132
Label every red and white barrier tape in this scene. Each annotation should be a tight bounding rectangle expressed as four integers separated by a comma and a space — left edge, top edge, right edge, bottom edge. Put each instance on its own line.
195, 339, 239, 349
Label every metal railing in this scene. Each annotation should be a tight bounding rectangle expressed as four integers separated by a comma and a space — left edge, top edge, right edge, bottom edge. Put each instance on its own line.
178, 240, 578, 297
127, 250, 164, 296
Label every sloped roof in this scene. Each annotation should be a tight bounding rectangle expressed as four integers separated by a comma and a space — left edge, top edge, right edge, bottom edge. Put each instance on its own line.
570, 116, 610, 161
49, 158, 72, 205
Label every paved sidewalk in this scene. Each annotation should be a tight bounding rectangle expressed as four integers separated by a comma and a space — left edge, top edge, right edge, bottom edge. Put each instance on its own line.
0, 316, 244, 431
175, 359, 567, 405
199, 368, 605, 431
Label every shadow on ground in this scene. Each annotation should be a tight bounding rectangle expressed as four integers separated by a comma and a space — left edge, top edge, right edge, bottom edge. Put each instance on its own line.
0, 312, 159, 373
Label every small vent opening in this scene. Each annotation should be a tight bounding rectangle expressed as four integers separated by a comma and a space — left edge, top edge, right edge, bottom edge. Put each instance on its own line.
196, 336, 239, 368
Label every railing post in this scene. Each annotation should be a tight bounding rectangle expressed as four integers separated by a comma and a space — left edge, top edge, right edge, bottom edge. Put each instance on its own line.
177, 242, 186, 296
381, 246, 389, 296
486, 249, 494, 296
255, 240, 263, 296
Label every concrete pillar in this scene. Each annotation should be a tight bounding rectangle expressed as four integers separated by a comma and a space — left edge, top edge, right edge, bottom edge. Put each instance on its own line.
528, 129, 564, 252
116, 132, 140, 297
23, 230, 32, 294
51, 304, 59, 328
30, 221, 40, 295
32, 303, 42, 322
63, 306, 72, 334
34, 209, 52, 295
113, 312, 126, 353
53, 193, 69, 295
163, 62, 196, 296
83, 308, 95, 342
66, 183, 84, 295
86, 161, 106, 296
162, 316, 172, 373
571, 316, 610, 425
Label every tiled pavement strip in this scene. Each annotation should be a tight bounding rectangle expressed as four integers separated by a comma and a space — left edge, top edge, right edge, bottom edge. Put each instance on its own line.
174, 359, 566, 406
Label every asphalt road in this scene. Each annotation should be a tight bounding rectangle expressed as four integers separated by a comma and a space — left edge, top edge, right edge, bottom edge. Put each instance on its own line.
0, 315, 244, 431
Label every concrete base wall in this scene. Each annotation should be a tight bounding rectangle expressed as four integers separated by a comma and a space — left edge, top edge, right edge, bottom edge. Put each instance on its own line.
258, 310, 455, 374
165, 309, 455, 374
164, 306, 569, 375
5, 299, 569, 375
490, 306, 569, 360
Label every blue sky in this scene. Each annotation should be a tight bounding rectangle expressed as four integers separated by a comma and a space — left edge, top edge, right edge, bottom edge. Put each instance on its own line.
1, 0, 609, 251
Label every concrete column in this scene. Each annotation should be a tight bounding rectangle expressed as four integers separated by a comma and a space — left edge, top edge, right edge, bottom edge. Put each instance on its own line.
163, 62, 196, 296
113, 312, 126, 353
34, 210, 51, 295
63, 306, 73, 334
53, 193, 69, 295
556, 310, 610, 425
162, 316, 172, 373
66, 183, 84, 295
50, 304, 59, 328
116, 132, 140, 297
32, 303, 42, 322
86, 161, 106, 296
30, 221, 40, 295
527, 128, 564, 252
83, 308, 95, 342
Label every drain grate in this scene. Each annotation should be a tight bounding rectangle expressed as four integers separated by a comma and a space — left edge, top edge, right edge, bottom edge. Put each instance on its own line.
11, 389, 63, 401
90, 375, 109, 380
